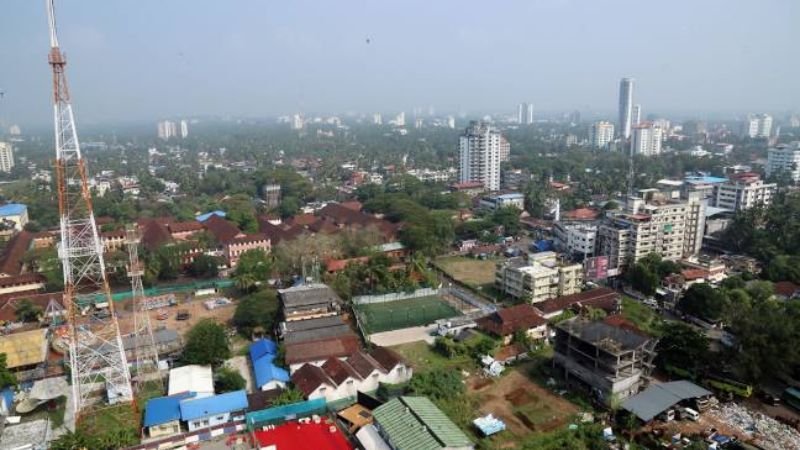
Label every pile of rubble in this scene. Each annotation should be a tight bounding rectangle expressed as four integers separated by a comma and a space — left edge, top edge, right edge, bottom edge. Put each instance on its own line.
708, 403, 800, 450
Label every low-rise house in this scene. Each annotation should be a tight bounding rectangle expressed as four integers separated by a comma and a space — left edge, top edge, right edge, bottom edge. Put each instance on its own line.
279, 315, 356, 345
285, 335, 361, 372
372, 396, 474, 450
179, 389, 248, 432
553, 316, 656, 404
475, 304, 547, 344
533, 287, 621, 319
774, 281, 800, 301
479, 192, 525, 211
225, 233, 271, 267
249, 339, 290, 391
291, 347, 412, 403
0, 204, 29, 231
279, 283, 342, 322
143, 391, 196, 439
0, 273, 46, 296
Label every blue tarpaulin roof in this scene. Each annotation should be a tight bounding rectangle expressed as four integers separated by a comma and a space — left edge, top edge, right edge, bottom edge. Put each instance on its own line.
250, 339, 289, 388
250, 339, 278, 361
143, 391, 196, 427
0, 387, 14, 409
0, 203, 27, 216
196, 210, 226, 222
179, 390, 248, 421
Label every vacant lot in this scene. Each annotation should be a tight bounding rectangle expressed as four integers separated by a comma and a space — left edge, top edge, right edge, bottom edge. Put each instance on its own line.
389, 340, 475, 372
436, 256, 497, 288
357, 296, 459, 334
470, 367, 579, 443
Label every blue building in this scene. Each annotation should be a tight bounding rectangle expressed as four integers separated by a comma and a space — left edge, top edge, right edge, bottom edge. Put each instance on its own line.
249, 339, 290, 391
180, 390, 248, 432
143, 391, 196, 438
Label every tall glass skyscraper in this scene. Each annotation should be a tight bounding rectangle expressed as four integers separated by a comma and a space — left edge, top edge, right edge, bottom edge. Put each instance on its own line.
618, 77, 635, 139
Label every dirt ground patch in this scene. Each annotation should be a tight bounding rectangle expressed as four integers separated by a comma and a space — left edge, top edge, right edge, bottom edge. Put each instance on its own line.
436, 256, 497, 287
470, 367, 579, 438
116, 295, 236, 337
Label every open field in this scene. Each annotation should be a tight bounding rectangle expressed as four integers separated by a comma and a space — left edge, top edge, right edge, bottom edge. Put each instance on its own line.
470, 366, 580, 445
435, 256, 497, 288
116, 295, 237, 337
357, 296, 459, 334
389, 340, 475, 372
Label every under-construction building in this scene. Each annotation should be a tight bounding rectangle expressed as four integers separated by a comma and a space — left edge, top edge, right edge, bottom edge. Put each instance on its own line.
553, 317, 657, 403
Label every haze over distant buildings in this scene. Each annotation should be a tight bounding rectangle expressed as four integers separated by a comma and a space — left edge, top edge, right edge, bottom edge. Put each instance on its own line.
1, 0, 800, 125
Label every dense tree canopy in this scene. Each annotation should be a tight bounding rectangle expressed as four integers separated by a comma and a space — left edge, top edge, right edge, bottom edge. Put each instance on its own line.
182, 319, 231, 366
232, 288, 280, 336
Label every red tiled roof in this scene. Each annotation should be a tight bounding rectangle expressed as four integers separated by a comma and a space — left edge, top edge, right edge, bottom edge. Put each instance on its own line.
0, 231, 33, 276
0, 290, 59, 322
259, 220, 306, 244
476, 304, 546, 337
368, 346, 404, 372
450, 181, 484, 190
321, 357, 361, 384
203, 215, 242, 243
774, 281, 800, 298
139, 219, 172, 251
288, 214, 318, 227
169, 221, 204, 234
325, 257, 369, 273
493, 343, 527, 362
285, 335, 361, 366
346, 351, 382, 378
534, 288, 620, 316
291, 364, 335, 396
101, 229, 126, 239
680, 268, 708, 281
563, 208, 600, 221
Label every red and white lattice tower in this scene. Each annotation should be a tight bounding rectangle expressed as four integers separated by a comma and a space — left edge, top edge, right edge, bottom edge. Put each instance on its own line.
126, 224, 162, 391
46, 0, 133, 415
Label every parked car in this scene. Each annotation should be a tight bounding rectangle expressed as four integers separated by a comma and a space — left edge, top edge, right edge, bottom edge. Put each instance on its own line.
176, 310, 191, 321
759, 391, 781, 406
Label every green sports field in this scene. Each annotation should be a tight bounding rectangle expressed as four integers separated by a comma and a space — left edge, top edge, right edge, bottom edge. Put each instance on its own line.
357, 296, 459, 334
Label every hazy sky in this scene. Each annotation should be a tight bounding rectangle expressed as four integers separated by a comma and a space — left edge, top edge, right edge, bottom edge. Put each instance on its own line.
2, 0, 799, 126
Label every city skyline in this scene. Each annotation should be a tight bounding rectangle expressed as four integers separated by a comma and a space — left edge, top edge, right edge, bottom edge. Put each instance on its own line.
1, 0, 799, 126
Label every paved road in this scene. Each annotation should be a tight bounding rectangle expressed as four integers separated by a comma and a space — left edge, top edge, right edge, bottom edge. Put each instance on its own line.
369, 325, 437, 346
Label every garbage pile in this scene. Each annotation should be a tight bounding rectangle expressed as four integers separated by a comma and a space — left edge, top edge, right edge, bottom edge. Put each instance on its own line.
708, 403, 800, 450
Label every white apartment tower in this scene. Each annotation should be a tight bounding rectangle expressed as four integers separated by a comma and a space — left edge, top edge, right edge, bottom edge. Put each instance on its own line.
459, 121, 503, 191
517, 103, 534, 125
180, 120, 189, 138
589, 121, 615, 150
373, 113, 383, 125
766, 142, 800, 183
0, 142, 14, 173
598, 191, 705, 270
157, 120, 178, 140
714, 173, 776, 211
618, 78, 635, 139
632, 104, 642, 127
743, 114, 773, 138
631, 123, 663, 156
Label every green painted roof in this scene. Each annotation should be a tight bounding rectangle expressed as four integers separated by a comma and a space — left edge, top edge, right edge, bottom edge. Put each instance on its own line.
372, 396, 473, 450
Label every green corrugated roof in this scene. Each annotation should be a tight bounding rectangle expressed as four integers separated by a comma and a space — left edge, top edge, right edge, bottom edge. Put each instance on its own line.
372, 396, 473, 450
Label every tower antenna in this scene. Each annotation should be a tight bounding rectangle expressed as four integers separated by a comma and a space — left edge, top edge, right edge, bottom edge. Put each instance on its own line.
46, 0, 133, 416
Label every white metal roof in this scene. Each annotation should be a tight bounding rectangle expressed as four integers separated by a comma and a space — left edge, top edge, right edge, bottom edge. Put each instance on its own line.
168, 364, 214, 398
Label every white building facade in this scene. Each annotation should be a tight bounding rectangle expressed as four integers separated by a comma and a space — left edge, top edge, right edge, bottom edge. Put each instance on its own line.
589, 121, 615, 150
766, 142, 800, 183
631, 123, 663, 156
0, 142, 14, 173
459, 121, 503, 191
714, 173, 776, 211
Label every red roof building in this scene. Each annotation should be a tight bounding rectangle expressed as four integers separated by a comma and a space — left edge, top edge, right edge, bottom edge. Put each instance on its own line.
253, 421, 352, 450
533, 287, 621, 319
476, 304, 547, 344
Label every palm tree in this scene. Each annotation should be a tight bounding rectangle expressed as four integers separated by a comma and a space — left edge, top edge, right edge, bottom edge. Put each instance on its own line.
234, 272, 258, 293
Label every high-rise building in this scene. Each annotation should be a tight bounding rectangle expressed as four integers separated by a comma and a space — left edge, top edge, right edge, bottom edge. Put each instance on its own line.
394, 112, 406, 127
157, 120, 178, 140
589, 121, 615, 150
495, 253, 583, 304
373, 113, 382, 125
446, 116, 455, 129
459, 121, 503, 191
714, 173, 776, 211
766, 142, 800, 183
499, 136, 511, 162
180, 119, 189, 138
618, 78, 635, 139
630, 122, 663, 156
517, 103, 534, 125
414, 118, 423, 129
598, 190, 705, 270
0, 142, 14, 173
291, 114, 304, 130
262, 184, 281, 209
632, 104, 641, 127
742, 114, 772, 138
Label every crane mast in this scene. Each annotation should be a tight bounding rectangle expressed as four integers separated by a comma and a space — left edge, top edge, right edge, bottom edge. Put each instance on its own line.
46, 0, 133, 416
